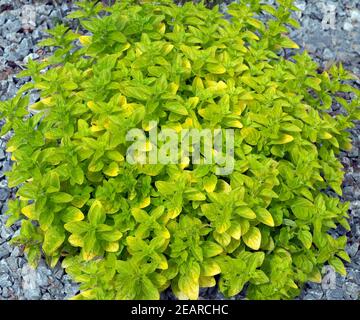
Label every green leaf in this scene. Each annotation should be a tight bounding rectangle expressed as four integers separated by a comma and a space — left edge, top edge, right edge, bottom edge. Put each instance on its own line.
47, 172, 60, 193
279, 36, 300, 49
64, 221, 90, 234
39, 210, 54, 231
206, 64, 226, 74
255, 208, 275, 227
83, 230, 99, 260
281, 123, 302, 132
200, 260, 221, 277
178, 263, 200, 300
250, 270, 269, 285
120, 85, 151, 101
272, 134, 294, 145
88, 200, 105, 225
155, 181, 178, 195
291, 198, 314, 220
213, 230, 231, 247
72, 167, 84, 185
98, 229, 123, 242
137, 277, 160, 300
305, 77, 322, 91
298, 230, 312, 249
202, 241, 223, 258
21, 204, 39, 220
43, 226, 65, 256
235, 207, 256, 219
242, 227, 261, 250
164, 102, 188, 116
61, 207, 85, 223
50, 192, 73, 203
241, 127, 260, 145
203, 175, 217, 193
329, 257, 346, 276
227, 223, 241, 240
336, 251, 351, 263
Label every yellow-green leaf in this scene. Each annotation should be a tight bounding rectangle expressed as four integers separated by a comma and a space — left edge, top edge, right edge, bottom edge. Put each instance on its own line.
206, 64, 226, 74
235, 206, 256, 219
256, 208, 275, 227
242, 227, 261, 250
200, 260, 221, 277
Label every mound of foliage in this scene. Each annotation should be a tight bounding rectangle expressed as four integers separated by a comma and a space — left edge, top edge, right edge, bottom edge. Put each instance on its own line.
1, 0, 359, 300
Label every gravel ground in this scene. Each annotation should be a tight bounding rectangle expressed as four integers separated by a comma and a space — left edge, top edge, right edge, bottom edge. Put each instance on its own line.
0, 0, 79, 300
0, 0, 359, 300
288, 0, 360, 301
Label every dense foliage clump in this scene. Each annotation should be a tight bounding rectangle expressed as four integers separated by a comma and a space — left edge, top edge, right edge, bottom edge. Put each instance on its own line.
1, 0, 359, 300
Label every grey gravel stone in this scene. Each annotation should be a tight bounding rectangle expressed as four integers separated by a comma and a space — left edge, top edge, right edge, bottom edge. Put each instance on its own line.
347, 242, 359, 257
3, 18, 22, 35
0, 246, 9, 260
23, 53, 39, 64
47, 280, 65, 297
35, 273, 49, 288
344, 282, 359, 299
18, 37, 33, 59
343, 21, 354, 32
0, 188, 9, 201
303, 291, 323, 300
350, 9, 360, 23
0, 57, 7, 73
1, 287, 9, 298
22, 265, 41, 300
61, 3, 70, 13
6, 256, 19, 273
10, 246, 21, 257
41, 292, 52, 300
4, 43, 22, 61
0, 273, 11, 288
37, 260, 52, 278
326, 288, 345, 300
63, 280, 79, 298
0, 14, 6, 28
53, 266, 64, 280
17, 257, 25, 269
0, 224, 12, 239
348, 146, 359, 158
29, 91, 40, 105
0, 261, 9, 274
323, 47, 335, 61
6, 81, 17, 98
2, 162, 11, 173
21, 5, 36, 30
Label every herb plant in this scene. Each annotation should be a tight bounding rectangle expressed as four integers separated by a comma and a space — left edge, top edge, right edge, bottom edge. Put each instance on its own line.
1, 0, 359, 300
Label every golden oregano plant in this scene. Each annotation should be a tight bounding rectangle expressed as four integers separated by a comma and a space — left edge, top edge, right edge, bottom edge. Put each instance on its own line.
1, 0, 360, 300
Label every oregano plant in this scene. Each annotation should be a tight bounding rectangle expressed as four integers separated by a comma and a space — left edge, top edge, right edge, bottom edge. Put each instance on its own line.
1, 0, 359, 300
